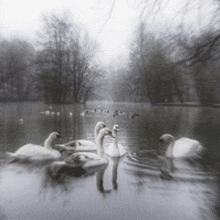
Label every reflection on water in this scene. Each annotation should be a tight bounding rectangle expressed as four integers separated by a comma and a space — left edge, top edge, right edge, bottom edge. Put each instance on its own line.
0, 102, 220, 219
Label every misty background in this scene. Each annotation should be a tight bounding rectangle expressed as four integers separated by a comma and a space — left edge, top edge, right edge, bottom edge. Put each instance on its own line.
0, 0, 220, 105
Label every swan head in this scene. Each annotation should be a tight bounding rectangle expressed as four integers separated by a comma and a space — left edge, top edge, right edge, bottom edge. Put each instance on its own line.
96, 121, 106, 129
99, 127, 113, 137
112, 125, 120, 138
159, 134, 175, 147
96, 128, 113, 142
44, 132, 62, 149
48, 132, 61, 141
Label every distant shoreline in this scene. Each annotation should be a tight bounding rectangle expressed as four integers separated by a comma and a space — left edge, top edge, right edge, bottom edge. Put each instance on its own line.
153, 102, 220, 108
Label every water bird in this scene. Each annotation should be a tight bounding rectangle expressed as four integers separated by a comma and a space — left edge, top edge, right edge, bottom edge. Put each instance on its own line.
18, 118, 24, 125
48, 128, 113, 176
159, 134, 204, 158
80, 110, 88, 117
40, 110, 51, 115
105, 125, 126, 157
113, 110, 118, 117
56, 121, 106, 152
69, 112, 73, 117
6, 132, 62, 163
129, 114, 135, 119
129, 112, 139, 119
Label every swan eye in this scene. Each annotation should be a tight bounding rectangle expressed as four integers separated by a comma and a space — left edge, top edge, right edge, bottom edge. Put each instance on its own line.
56, 134, 61, 139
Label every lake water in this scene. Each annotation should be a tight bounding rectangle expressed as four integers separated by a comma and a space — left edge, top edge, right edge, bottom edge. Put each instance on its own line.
0, 101, 220, 219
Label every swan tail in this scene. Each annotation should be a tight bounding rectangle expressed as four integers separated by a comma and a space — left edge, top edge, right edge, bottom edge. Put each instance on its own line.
5, 152, 31, 163
5, 152, 15, 158
5, 152, 19, 164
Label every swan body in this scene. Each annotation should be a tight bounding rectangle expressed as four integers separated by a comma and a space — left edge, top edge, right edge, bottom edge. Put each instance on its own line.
105, 125, 126, 157
159, 134, 203, 158
6, 132, 62, 162
48, 128, 112, 176
57, 121, 106, 152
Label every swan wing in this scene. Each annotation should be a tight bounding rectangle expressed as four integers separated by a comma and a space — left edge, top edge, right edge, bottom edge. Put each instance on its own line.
173, 138, 203, 158
59, 140, 97, 152
70, 152, 108, 168
75, 141, 97, 151
105, 143, 125, 157
118, 144, 126, 156
76, 152, 101, 160
7, 144, 60, 161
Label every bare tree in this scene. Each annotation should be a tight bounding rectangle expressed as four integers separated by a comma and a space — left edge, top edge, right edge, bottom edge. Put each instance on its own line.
36, 13, 99, 104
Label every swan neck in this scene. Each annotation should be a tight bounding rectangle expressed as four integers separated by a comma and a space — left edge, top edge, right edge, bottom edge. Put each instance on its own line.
94, 124, 100, 143
44, 137, 54, 150
97, 135, 105, 157
165, 140, 174, 158
113, 131, 118, 149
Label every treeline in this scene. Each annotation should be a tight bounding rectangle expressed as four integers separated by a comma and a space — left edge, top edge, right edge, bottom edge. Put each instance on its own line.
109, 0, 220, 106
109, 21, 220, 105
2, 4, 220, 106
0, 13, 100, 103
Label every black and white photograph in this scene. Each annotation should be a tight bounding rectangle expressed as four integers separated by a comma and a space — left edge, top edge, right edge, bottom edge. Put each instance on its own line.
0, 0, 220, 219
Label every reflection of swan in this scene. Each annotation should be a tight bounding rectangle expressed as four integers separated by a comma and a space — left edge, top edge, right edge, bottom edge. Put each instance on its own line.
159, 157, 174, 180
57, 121, 106, 152
105, 125, 126, 157
159, 134, 203, 158
48, 128, 112, 177
6, 132, 62, 163
96, 157, 121, 196
96, 167, 111, 195
111, 157, 120, 190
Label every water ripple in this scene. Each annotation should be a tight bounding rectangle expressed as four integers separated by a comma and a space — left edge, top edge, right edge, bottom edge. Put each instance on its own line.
123, 151, 218, 182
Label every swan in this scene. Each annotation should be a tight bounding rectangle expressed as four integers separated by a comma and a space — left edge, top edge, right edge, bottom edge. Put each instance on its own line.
56, 121, 106, 152
48, 127, 113, 176
159, 134, 204, 158
105, 125, 126, 157
6, 132, 62, 163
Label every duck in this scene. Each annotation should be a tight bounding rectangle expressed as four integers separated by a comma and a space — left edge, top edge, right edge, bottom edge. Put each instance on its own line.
105, 125, 126, 157
159, 134, 204, 158
69, 112, 73, 117
6, 132, 62, 163
48, 127, 113, 176
56, 121, 106, 152
80, 110, 88, 117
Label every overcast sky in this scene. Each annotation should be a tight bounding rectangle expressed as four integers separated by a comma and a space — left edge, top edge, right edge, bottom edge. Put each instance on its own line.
0, 0, 218, 64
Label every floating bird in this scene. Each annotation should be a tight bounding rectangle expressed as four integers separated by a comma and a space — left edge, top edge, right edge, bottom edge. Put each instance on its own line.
159, 134, 204, 158
105, 125, 126, 157
48, 128, 113, 176
6, 132, 62, 163
56, 121, 106, 152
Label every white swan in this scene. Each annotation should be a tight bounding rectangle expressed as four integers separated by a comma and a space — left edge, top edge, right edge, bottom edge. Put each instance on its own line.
48, 127, 112, 176
6, 132, 62, 162
56, 121, 106, 152
105, 125, 126, 157
159, 134, 204, 158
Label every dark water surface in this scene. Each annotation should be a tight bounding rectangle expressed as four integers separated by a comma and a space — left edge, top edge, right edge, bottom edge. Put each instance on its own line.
0, 101, 220, 219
